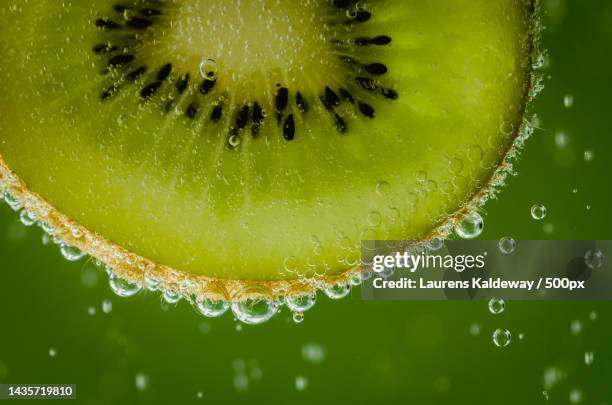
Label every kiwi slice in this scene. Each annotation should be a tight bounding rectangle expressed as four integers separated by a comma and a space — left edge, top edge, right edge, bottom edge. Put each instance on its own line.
0, 1, 538, 303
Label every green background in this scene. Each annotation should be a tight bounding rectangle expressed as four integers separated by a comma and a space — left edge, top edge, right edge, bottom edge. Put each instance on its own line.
1, 0, 611, 403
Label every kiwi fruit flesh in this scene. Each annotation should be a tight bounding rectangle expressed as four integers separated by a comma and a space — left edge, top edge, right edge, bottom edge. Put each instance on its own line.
0, 1, 537, 296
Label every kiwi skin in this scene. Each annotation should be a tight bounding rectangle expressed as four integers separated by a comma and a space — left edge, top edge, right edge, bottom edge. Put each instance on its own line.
0, 1, 541, 302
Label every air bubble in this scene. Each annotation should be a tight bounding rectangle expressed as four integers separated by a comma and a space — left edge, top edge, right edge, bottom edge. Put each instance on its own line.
286, 293, 316, 312
498, 237, 516, 254
292, 311, 304, 323
19, 210, 37, 226
375, 181, 390, 196
295, 375, 308, 391
135, 373, 149, 391
488, 297, 505, 314
427, 237, 444, 251
492, 328, 511, 347
569, 389, 582, 404
144, 272, 163, 291
366, 211, 382, 226
301, 343, 325, 363
199, 58, 218, 80
449, 157, 463, 173
469, 323, 481, 336
467, 145, 484, 162
323, 283, 351, 299
60, 244, 86, 261
3, 193, 22, 211
584, 351, 594, 365
48, 348, 57, 357
570, 319, 583, 335
163, 288, 181, 304
109, 273, 142, 297
455, 212, 484, 239
563, 94, 574, 108
231, 298, 278, 325
228, 134, 241, 148
531, 204, 547, 220
584, 249, 604, 269
87, 306, 96, 315
583, 150, 594, 162
196, 298, 230, 318
102, 299, 112, 314
554, 132, 568, 148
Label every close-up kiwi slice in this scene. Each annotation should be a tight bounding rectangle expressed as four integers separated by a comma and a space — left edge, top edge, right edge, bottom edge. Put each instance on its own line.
0, 0, 538, 319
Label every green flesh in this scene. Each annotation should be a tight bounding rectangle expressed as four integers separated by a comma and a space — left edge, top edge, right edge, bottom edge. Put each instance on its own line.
0, 0, 535, 280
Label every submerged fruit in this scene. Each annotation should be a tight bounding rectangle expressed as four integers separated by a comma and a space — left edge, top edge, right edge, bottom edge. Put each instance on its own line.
0, 1, 538, 301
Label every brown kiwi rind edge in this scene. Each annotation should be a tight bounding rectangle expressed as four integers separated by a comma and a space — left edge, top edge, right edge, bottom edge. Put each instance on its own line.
0, 1, 541, 303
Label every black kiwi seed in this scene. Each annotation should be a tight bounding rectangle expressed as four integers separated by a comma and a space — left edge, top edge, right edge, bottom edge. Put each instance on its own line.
108, 54, 134, 68
334, 114, 347, 133
176, 74, 190, 94
126, 17, 153, 30
365, 63, 388, 75
283, 114, 295, 140
126, 66, 147, 81
382, 88, 399, 100
339, 88, 355, 103
93, 43, 117, 54
140, 81, 161, 99
324, 87, 341, 107
112, 4, 129, 13
252, 102, 264, 124
157, 63, 172, 81
185, 102, 198, 119
369, 35, 392, 45
210, 105, 223, 122
275, 87, 289, 122
358, 102, 375, 118
356, 77, 378, 91
236, 105, 250, 129
199, 79, 216, 95
95, 18, 121, 30
353, 11, 371, 22
296, 92, 308, 113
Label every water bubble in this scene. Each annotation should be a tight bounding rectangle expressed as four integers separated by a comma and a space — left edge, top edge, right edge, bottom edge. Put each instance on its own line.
583, 150, 594, 162
301, 343, 325, 363
135, 373, 149, 391
228, 134, 241, 148
518, 333, 525, 340
542, 222, 554, 235
101, 299, 112, 314
530, 204, 547, 220
584, 249, 604, 269
292, 311, 304, 323
286, 293, 316, 312
554, 132, 568, 148
40, 221, 55, 235
87, 306, 96, 316
196, 391, 203, 399
492, 328, 511, 347
569, 388, 582, 404
469, 323, 481, 336
542, 391, 549, 400
199, 58, 218, 80
196, 298, 229, 318
588, 311, 598, 321
60, 244, 86, 261
48, 348, 57, 357
497, 237, 516, 254
109, 273, 142, 297
488, 297, 505, 314
295, 375, 308, 391
563, 94, 574, 108
449, 157, 463, 173
231, 298, 278, 325
19, 210, 37, 226
455, 212, 484, 239
162, 288, 181, 304
323, 282, 351, 299
570, 319, 583, 335
584, 351, 594, 365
